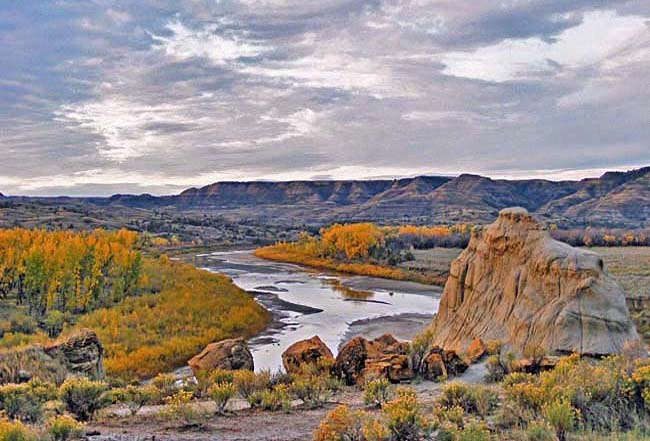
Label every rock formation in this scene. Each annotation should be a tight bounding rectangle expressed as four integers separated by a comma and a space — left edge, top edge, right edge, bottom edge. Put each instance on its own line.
281, 336, 334, 374
44, 329, 104, 380
431, 207, 639, 357
188, 338, 253, 376
0, 329, 104, 384
419, 347, 468, 381
335, 334, 413, 385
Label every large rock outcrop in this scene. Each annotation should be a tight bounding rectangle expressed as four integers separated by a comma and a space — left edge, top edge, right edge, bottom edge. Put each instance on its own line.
188, 338, 253, 376
44, 329, 104, 380
0, 329, 104, 384
431, 207, 639, 357
282, 336, 334, 374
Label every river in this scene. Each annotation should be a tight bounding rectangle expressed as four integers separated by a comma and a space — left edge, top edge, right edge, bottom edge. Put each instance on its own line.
196, 250, 442, 372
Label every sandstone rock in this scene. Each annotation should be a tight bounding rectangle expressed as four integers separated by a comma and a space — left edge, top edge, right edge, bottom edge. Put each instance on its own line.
188, 338, 253, 376
431, 207, 640, 357
441, 349, 468, 376
466, 339, 487, 363
281, 336, 334, 374
421, 349, 447, 381
335, 334, 414, 385
44, 329, 104, 380
419, 346, 468, 380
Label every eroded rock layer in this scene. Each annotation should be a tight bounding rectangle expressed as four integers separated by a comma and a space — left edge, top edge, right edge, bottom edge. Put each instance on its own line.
431, 207, 639, 356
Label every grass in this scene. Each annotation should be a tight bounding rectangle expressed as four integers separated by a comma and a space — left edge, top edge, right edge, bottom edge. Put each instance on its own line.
74, 257, 269, 380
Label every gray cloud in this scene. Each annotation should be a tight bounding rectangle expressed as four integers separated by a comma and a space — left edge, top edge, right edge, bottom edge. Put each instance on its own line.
0, 0, 648, 196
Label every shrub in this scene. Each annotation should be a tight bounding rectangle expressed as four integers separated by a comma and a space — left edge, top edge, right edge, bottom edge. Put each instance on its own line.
233, 370, 270, 401
471, 386, 498, 418
194, 368, 235, 398
364, 378, 393, 408
0, 379, 56, 422
410, 328, 434, 372
151, 373, 177, 402
0, 419, 36, 441
46, 415, 84, 441
541, 399, 574, 441
208, 382, 235, 415
260, 385, 291, 412
291, 375, 332, 409
456, 422, 490, 441
485, 355, 507, 383
313, 405, 379, 441
382, 387, 431, 440
43, 311, 66, 338
439, 383, 477, 413
433, 404, 464, 430
111, 384, 157, 416
58, 377, 108, 422
163, 390, 206, 426
524, 421, 556, 441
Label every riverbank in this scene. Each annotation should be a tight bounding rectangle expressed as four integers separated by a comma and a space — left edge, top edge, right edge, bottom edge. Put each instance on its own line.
254, 246, 446, 285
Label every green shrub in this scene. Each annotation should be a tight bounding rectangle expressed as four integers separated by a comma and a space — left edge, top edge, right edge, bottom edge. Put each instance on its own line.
163, 390, 206, 426
208, 382, 235, 415
541, 398, 574, 441
0, 418, 36, 441
58, 377, 108, 422
111, 384, 157, 416
0, 379, 56, 422
151, 373, 177, 401
485, 355, 507, 383
233, 370, 270, 401
46, 415, 84, 441
194, 369, 234, 398
290, 375, 332, 409
410, 328, 434, 372
382, 387, 431, 440
456, 422, 490, 441
439, 383, 477, 413
260, 385, 291, 412
363, 378, 393, 408
524, 421, 555, 441
43, 311, 65, 338
433, 404, 464, 430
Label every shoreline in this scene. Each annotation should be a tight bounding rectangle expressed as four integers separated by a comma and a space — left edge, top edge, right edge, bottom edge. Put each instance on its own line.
339, 313, 434, 350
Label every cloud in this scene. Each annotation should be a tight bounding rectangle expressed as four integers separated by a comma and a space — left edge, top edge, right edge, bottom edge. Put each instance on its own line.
1, 1, 649, 196
151, 20, 269, 65
439, 10, 649, 82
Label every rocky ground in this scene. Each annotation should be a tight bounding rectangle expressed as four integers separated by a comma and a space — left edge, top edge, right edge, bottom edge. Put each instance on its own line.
87, 361, 488, 441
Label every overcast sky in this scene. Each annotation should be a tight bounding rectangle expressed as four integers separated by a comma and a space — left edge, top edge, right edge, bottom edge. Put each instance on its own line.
1, 1, 649, 196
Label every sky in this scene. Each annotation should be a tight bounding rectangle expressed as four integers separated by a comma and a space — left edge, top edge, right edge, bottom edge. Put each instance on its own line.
0, 0, 649, 196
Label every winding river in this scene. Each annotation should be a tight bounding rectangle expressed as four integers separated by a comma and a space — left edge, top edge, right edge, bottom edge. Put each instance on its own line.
196, 251, 442, 372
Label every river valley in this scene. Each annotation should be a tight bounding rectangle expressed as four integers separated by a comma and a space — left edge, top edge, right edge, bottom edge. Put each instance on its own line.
195, 250, 442, 372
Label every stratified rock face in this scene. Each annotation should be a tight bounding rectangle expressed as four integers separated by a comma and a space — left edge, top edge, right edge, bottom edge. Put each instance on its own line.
188, 338, 253, 376
44, 329, 104, 380
282, 336, 334, 374
431, 207, 640, 357
334, 334, 413, 385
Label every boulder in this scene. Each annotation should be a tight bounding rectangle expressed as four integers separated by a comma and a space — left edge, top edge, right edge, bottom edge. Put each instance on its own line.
466, 339, 487, 363
431, 207, 640, 357
419, 346, 468, 380
282, 336, 334, 374
335, 334, 414, 385
421, 349, 447, 381
188, 338, 253, 376
44, 329, 104, 380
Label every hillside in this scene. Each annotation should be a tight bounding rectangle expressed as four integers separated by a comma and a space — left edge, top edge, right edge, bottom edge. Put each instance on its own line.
2, 166, 649, 228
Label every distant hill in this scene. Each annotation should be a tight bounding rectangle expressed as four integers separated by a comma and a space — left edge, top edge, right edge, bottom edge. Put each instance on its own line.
3, 167, 650, 228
